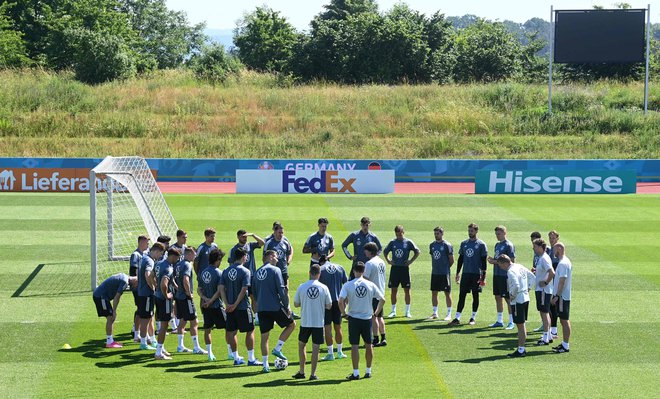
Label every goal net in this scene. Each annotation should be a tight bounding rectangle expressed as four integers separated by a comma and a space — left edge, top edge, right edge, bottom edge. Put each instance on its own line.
90, 156, 178, 289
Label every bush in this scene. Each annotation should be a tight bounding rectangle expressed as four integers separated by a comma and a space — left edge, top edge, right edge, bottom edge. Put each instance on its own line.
190, 43, 242, 84
65, 28, 137, 84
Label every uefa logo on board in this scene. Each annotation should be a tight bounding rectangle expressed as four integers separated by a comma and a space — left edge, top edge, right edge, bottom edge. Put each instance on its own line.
259, 161, 275, 170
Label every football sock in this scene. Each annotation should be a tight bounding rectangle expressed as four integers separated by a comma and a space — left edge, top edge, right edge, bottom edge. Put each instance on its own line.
206, 344, 212, 354
551, 327, 558, 335
432, 306, 438, 314
191, 335, 200, 349
262, 355, 268, 365
380, 334, 386, 341
140, 336, 147, 345
405, 304, 411, 313
151, 335, 157, 344
156, 344, 163, 356
455, 312, 462, 320
227, 345, 233, 356
497, 312, 503, 323
134, 330, 140, 340
327, 345, 334, 354
177, 334, 184, 348
562, 341, 570, 349
518, 346, 525, 353
471, 311, 478, 319
106, 335, 113, 344
366, 367, 372, 374
275, 340, 285, 352
373, 336, 379, 345
446, 307, 452, 316
233, 351, 239, 360
248, 350, 256, 362
353, 369, 359, 377
337, 343, 343, 353
391, 304, 396, 313
508, 314, 514, 324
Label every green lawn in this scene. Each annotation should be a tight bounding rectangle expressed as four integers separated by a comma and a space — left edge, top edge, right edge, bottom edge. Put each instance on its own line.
0, 193, 658, 398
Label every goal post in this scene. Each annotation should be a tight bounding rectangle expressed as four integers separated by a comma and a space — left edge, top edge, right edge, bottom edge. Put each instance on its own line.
90, 156, 178, 290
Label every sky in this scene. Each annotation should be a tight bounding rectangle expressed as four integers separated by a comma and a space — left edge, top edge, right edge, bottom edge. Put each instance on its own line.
165, 0, 655, 31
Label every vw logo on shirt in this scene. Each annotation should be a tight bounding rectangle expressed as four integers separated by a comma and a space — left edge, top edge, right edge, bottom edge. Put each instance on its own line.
256, 268, 268, 281
356, 285, 368, 298
466, 248, 475, 257
378, 262, 386, 274
228, 268, 238, 281
307, 286, 320, 299
395, 249, 404, 258
202, 270, 212, 284
433, 251, 442, 260
325, 264, 336, 274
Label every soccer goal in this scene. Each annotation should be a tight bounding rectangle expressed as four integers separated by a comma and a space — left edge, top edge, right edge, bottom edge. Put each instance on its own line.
90, 156, 178, 289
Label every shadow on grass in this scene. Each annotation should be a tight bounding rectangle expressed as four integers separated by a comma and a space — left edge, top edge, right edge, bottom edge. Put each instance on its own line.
243, 377, 350, 388
194, 370, 261, 380
444, 350, 552, 364
386, 318, 424, 326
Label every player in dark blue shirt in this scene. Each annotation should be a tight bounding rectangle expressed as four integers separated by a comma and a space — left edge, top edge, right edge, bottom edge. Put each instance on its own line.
342, 216, 382, 279
303, 217, 335, 266
428, 227, 454, 321
253, 250, 296, 372
383, 225, 420, 318
194, 227, 219, 275
486, 225, 516, 329
93, 273, 137, 348
137, 242, 165, 350
221, 247, 261, 366
154, 248, 179, 360
229, 229, 265, 323
449, 223, 488, 326
198, 248, 227, 362
315, 249, 348, 360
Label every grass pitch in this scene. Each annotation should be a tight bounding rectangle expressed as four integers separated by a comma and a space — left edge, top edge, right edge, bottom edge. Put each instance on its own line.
0, 193, 658, 398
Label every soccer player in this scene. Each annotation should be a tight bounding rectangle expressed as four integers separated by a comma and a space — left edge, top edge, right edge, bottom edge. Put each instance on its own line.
229, 229, 265, 323
220, 247, 261, 366
303, 217, 335, 266
341, 217, 382, 279
450, 223, 487, 326
532, 239, 556, 346
486, 225, 516, 329
384, 225, 420, 318
316, 250, 348, 359
339, 262, 385, 380
293, 264, 332, 380
548, 230, 561, 338
137, 242, 166, 350
363, 242, 387, 346
194, 228, 218, 275
93, 273, 137, 348
174, 246, 207, 354
171, 229, 188, 258
428, 227, 454, 321
156, 235, 171, 260
263, 223, 293, 288
154, 248, 179, 360
551, 242, 572, 354
253, 250, 296, 373
129, 235, 149, 341
495, 255, 535, 358
198, 248, 227, 362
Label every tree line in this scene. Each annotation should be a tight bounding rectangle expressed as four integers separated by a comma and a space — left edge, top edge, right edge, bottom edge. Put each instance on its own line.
1, 0, 658, 85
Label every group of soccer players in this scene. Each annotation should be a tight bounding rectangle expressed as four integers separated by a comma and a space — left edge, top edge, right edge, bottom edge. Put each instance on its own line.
92, 218, 573, 380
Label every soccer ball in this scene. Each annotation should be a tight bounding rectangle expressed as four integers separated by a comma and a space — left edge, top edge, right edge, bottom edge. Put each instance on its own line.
274, 358, 288, 370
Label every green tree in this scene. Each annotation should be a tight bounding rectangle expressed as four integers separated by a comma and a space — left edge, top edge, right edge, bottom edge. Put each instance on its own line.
424, 11, 455, 83
64, 26, 136, 84
318, 0, 378, 21
190, 42, 242, 84
233, 6, 298, 72
119, 0, 206, 70
452, 19, 522, 82
0, 2, 29, 67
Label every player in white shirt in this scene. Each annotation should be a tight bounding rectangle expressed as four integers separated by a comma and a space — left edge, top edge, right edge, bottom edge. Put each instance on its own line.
532, 239, 556, 345
496, 255, 535, 358
339, 262, 385, 380
363, 242, 387, 347
551, 243, 573, 354
293, 264, 332, 380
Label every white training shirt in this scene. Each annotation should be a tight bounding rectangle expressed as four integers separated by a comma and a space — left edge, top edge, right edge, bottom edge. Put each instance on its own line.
339, 277, 385, 320
535, 252, 554, 294
363, 256, 387, 293
506, 263, 535, 305
294, 279, 332, 328
553, 256, 573, 301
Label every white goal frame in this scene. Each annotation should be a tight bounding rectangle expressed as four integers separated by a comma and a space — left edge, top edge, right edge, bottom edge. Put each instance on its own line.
90, 156, 178, 289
